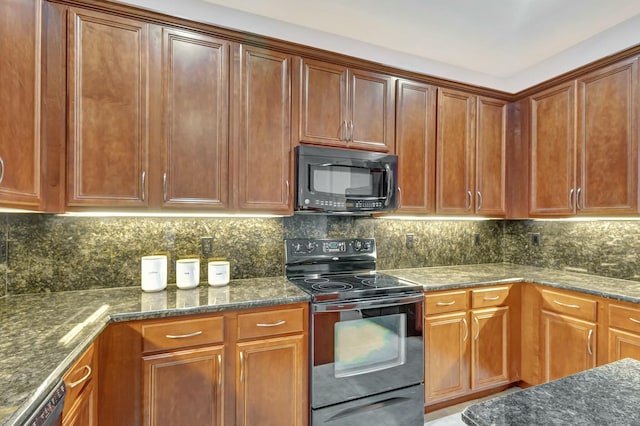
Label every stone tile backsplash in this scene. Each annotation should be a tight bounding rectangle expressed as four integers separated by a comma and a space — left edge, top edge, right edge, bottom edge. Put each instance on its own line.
1, 213, 640, 295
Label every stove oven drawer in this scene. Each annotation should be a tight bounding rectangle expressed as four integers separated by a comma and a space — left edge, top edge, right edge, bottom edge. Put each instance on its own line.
237, 306, 305, 340
425, 290, 468, 314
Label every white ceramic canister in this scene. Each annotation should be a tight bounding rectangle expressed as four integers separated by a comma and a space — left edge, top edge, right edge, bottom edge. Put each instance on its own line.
208, 260, 230, 287
176, 258, 200, 289
141, 255, 168, 292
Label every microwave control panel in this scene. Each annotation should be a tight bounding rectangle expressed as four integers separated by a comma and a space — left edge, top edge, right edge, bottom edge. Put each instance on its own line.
285, 238, 376, 259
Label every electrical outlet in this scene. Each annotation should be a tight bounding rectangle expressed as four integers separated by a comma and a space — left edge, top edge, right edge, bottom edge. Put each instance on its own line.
473, 233, 480, 246
530, 233, 541, 246
406, 233, 414, 249
201, 237, 213, 258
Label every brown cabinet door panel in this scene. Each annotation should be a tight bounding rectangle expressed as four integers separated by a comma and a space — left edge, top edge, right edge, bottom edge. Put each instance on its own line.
161, 28, 229, 208
395, 79, 436, 213
67, 9, 149, 207
609, 328, 640, 362
476, 97, 507, 216
529, 82, 576, 216
299, 58, 347, 145
471, 307, 509, 390
436, 88, 476, 214
0, 0, 43, 208
350, 69, 395, 152
577, 58, 638, 214
234, 45, 292, 212
236, 335, 306, 426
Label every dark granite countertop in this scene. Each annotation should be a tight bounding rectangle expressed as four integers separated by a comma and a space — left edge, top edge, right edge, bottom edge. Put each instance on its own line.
4, 263, 640, 425
0, 277, 309, 426
461, 358, 640, 425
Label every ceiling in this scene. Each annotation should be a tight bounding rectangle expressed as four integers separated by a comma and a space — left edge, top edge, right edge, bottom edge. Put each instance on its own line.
121, 0, 640, 93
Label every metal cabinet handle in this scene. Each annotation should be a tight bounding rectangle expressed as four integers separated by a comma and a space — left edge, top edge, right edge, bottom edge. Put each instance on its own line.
349, 120, 354, 142
587, 329, 593, 356
553, 299, 581, 309
569, 188, 574, 210
629, 317, 640, 324
0, 156, 5, 185
436, 301, 456, 306
473, 316, 480, 340
577, 187, 583, 210
141, 171, 146, 201
466, 191, 472, 210
257, 320, 286, 327
476, 191, 483, 211
285, 180, 290, 205
68, 365, 92, 388
397, 186, 402, 208
217, 354, 222, 387
165, 331, 203, 339
342, 120, 348, 141
163, 172, 168, 202
239, 351, 244, 383
483, 295, 500, 301
462, 318, 469, 342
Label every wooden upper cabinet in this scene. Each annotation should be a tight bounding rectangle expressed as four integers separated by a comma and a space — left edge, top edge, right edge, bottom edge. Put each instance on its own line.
529, 81, 576, 216
159, 28, 229, 209
232, 45, 292, 213
67, 8, 149, 207
395, 79, 436, 213
299, 58, 395, 152
0, 0, 43, 209
476, 96, 507, 216
436, 88, 476, 214
577, 58, 638, 215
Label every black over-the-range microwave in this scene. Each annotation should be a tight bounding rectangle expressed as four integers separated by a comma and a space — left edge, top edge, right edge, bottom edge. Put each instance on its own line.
295, 145, 399, 214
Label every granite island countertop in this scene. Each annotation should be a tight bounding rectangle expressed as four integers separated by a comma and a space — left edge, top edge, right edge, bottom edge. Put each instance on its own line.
461, 358, 640, 425
5, 263, 640, 425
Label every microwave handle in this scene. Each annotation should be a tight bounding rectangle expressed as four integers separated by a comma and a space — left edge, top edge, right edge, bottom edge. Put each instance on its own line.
384, 163, 393, 207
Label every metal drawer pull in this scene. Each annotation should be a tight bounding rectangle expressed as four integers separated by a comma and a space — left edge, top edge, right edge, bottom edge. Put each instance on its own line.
462, 318, 468, 342
141, 171, 146, 201
217, 354, 222, 387
0, 156, 4, 185
483, 295, 500, 301
629, 317, 640, 324
257, 320, 286, 327
587, 329, 593, 356
436, 301, 456, 306
285, 180, 290, 205
476, 191, 483, 211
569, 188, 574, 209
553, 299, 580, 309
466, 191, 472, 210
68, 365, 92, 388
239, 351, 244, 383
165, 330, 203, 339
163, 172, 168, 201
474, 316, 480, 340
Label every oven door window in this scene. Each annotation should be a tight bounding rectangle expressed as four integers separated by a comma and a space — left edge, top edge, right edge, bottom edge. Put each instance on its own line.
334, 313, 406, 378
310, 165, 384, 198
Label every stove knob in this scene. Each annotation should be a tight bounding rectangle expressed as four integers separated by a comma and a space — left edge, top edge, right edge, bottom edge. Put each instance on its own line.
305, 241, 315, 252
353, 240, 362, 251
292, 242, 303, 253
363, 240, 372, 251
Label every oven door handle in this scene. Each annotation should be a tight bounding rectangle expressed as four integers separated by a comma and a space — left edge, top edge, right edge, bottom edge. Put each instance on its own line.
313, 293, 423, 312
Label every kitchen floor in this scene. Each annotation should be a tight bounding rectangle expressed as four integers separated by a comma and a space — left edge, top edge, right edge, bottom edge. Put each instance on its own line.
424, 387, 521, 425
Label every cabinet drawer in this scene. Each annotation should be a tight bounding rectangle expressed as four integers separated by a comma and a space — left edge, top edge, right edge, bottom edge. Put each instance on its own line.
142, 316, 224, 353
237, 307, 305, 340
541, 289, 597, 322
63, 342, 96, 415
609, 304, 640, 334
425, 291, 468, 315
471, 286, 510, 308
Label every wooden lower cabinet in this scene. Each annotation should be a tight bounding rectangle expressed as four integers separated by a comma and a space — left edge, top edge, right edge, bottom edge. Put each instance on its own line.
62, 343, 98, 426
609, 328, 640, 361
142, 346, 224, 426
63, 381, 96, 426
471, 307, 509, 390
236, 335, 306, 426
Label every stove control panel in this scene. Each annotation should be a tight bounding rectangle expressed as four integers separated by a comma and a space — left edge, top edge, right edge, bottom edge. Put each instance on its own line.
285, 238, 376, 260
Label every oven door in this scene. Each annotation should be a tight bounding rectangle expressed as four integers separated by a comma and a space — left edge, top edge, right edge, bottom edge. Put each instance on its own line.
310, 294, 424, 410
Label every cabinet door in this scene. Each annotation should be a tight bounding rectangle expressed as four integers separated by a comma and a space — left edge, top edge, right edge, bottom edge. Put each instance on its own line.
475, 97, 507, 216
541, 310, 596, 382
299, 58, 348, 146
349, 69, 395, 152
577, 58, 638, 214
233, 45, 292, 213
142, 346, 224, 426
608, 328, 640, 362
0, 0, 43, 208
62, 381, 96, 426
436, 88, 476, 214
529, 81, 576, 216
236, 334, 306, 426
67, 8, 149, 207
424, 311, 468, 404
471, 307, 509, 390
395, 80, 436, 213
160, 28, 229, 209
